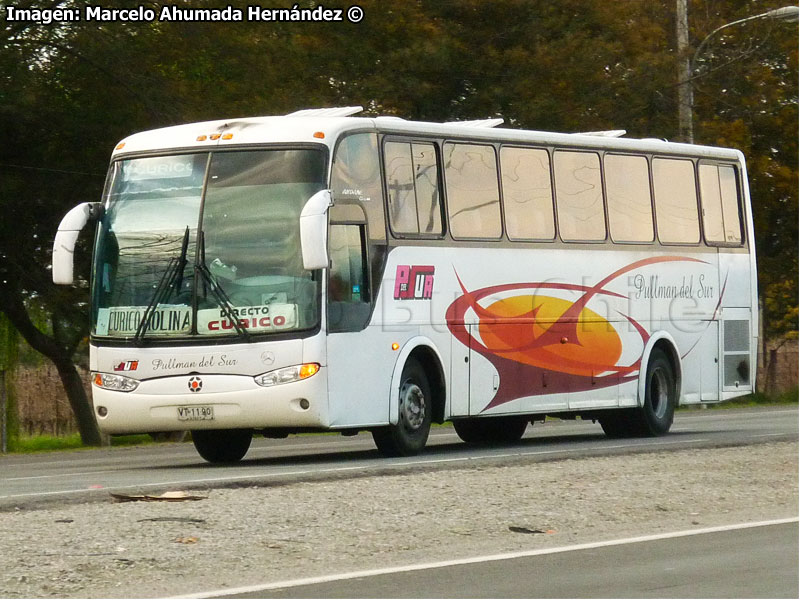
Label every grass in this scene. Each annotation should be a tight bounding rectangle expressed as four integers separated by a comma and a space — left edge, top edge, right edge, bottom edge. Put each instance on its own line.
5, 433, 155, 454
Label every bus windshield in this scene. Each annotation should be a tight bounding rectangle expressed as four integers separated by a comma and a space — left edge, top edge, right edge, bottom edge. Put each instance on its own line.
91, 148, 326, 340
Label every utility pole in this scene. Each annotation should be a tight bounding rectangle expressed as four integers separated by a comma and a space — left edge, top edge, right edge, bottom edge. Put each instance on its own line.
677, 3, 798, 145
676, 0, 694, 144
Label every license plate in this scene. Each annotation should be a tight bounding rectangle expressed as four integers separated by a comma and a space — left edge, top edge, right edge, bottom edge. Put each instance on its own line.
177, 406, 215, 421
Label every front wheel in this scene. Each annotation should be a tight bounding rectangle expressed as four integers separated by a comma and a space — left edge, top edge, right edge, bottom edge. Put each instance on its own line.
372, 359, 432, 457
191, 429, 253, 463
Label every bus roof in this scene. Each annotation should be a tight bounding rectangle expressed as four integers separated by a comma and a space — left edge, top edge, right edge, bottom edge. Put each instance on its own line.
111, 107, 744, 162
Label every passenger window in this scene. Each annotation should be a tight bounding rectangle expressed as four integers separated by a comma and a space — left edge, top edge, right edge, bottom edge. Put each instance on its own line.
412, 143, 443, 235
554, 151, 605, 241
331, 133, 386, 242
719, 165, 743, 243
383, 141, 442, 236
652, 158, 700, 244
700, 164, 742, 245
699, 164, 726, 243
444, 143, 502, 239
500, 147, 555, 240
604, 154, 654, 243
328, 224, 370, 333
383, 142, 417, 234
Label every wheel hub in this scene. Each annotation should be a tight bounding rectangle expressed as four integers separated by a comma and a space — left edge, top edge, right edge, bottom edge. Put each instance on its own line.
400, 382, 425, 430
650, 368, 669, 419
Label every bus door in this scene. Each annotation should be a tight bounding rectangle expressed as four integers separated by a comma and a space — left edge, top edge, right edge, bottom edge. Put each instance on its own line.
325, 217, 378, 426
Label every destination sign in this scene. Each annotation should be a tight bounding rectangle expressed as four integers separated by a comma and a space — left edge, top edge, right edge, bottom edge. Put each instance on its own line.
95, 306, 192, 336
95, 303, 298, 336
122, 156, 196, 181
197, 304, 297, 334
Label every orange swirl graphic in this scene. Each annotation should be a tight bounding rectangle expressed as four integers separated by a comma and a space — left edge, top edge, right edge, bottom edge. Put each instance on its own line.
445, 256, 706, 411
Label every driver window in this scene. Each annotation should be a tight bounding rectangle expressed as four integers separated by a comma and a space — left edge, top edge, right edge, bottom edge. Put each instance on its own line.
328, 224, 371, 332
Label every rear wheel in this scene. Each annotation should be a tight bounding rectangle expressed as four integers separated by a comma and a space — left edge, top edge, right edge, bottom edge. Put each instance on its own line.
453, 416, 529, 445
191, 429, 252, 463
599, 348, 676, 438
372, 359, 432, 457
634, 348, 676, 435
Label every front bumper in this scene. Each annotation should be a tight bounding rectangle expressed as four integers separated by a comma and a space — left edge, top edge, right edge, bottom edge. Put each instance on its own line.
92, 369, 329, 434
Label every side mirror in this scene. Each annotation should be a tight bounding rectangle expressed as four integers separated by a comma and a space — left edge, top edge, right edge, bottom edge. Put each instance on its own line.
299, 189, 331, 271
52, 202, 103, 285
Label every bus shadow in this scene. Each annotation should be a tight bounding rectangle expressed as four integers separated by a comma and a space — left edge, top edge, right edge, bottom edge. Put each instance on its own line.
154, 427, 705, 471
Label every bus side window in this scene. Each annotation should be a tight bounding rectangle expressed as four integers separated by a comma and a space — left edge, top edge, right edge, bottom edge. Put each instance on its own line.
500, 147, 555, 241
699, 164, 726, 243
719, 165, 743, 243
383, 141, 443, 237
604, 154, 654, 243
652, 158, 700, 245
444, 143, 502, 239
328, 224, 371, 333
384, 142, 418, 234
331, 133, 386, 242
412, 143, 442, 235
700, 163, 743, 245
553, 150, 606, 242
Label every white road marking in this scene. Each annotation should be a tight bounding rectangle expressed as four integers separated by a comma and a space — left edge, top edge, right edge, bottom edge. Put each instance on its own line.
173, 517, 800, 599
3, 469, 120, 482
0, 465, 369, 499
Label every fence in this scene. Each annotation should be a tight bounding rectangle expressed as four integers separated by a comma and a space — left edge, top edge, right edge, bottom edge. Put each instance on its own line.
758, 338, 799, 396
14, 364, 89, 436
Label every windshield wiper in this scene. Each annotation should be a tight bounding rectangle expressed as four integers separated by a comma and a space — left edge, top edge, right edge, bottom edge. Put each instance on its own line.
196, 231, 250, 342
134, 226, 190, 345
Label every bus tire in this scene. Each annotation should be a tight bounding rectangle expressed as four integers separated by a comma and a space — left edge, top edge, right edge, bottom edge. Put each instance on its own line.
633, 348, 677, 436
453, 416, 528, 445
600, 349, 676, 438
191, 429, 252, 463
372, 358, 432, 457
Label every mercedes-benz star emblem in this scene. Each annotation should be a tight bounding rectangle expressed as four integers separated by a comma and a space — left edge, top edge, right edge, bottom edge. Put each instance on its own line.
188, 376, 203, 392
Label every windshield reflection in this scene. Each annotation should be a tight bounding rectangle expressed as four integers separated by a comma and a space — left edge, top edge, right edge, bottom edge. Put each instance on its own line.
92, 149, 325, 340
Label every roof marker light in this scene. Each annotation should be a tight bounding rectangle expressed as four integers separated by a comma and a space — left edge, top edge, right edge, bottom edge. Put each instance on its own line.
313, 131, 325, 139
196, 135, 207, 142
210, 133, 221, 140
115, 142, 125, 150
222, 133, 233, 140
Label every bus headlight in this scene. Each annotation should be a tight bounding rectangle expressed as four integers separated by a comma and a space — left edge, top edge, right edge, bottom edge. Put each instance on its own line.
92, 372, 139, 392
254, 363, 320, 387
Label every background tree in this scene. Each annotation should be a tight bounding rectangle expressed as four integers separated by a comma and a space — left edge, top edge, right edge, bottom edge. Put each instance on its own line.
0, 314, 19, 450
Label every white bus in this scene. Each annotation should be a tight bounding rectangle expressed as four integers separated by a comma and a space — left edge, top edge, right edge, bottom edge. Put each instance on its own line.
53, 106, 758, 462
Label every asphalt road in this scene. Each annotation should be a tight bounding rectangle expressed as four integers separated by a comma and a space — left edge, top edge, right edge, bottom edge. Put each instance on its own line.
0, 406, 797, 509
213, 521, 798, 599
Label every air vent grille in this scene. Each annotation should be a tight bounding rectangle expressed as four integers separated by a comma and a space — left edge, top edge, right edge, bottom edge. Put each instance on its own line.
722, 319, 750, 388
